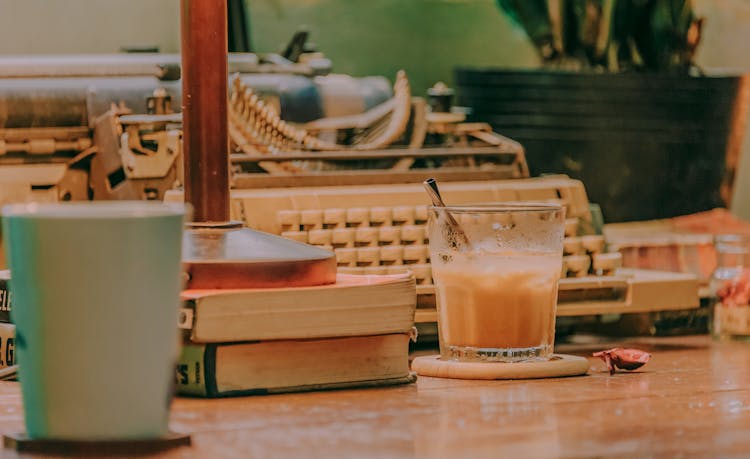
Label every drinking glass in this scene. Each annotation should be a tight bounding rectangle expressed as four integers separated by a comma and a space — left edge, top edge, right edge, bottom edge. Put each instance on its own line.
428, 203, 565, 362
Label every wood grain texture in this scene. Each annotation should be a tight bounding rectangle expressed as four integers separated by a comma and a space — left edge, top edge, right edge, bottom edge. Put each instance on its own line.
0, 335, 748, 458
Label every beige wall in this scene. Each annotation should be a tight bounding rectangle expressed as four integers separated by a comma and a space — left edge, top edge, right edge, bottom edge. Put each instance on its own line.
694, 0, 750, 71
692, 0, 750, 219
0, 0, 179, 54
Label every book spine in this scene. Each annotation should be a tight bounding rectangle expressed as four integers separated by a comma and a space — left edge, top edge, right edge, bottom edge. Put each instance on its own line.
175, 343, 215, 397
0, 323, 15, 368
0, 275, 11, 323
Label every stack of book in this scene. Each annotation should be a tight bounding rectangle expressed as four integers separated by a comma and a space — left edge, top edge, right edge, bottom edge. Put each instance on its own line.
176, 272, 417, 397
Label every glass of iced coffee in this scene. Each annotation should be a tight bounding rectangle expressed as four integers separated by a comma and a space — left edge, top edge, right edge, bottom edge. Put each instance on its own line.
428, 203, 565, 362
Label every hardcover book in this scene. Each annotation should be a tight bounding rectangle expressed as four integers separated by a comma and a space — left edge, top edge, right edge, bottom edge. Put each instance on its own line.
179, 273, 416, 343
176, 333, 415, 397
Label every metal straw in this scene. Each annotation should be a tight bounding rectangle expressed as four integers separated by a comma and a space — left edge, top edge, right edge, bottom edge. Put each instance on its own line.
423, 178, 472, 249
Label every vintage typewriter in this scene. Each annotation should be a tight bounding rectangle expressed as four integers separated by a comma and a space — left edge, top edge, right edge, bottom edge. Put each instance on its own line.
0, 53, 698, 339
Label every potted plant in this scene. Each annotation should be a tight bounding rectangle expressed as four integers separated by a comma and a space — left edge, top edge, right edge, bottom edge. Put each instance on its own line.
456, 0, 749, 222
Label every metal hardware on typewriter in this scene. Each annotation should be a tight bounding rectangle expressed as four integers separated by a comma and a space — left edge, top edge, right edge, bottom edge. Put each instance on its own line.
0, 30, 350, 200
227, 77, 528, 188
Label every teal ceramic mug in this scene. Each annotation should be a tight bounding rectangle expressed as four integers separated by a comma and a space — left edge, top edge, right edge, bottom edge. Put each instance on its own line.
1, 201, 186, 440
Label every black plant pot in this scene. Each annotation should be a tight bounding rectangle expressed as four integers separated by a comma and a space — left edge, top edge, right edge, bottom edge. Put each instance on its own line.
455, 69, 749, 223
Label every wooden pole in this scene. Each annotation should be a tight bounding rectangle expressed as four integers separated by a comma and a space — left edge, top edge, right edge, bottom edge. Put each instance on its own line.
180, 0, 229, 223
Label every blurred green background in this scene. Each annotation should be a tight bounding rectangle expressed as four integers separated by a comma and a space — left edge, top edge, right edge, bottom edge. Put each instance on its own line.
249, 0, 539, 96
0, 0, 748, 96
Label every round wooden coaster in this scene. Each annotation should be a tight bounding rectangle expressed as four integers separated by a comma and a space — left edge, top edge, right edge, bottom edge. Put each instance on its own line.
412, 354, 590, 380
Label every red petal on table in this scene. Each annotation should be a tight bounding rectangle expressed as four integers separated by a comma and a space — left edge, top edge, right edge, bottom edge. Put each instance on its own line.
593, 348, 651, 373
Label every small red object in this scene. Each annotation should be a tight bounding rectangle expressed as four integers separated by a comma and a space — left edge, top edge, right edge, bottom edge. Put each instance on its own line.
593, 348, 651, 375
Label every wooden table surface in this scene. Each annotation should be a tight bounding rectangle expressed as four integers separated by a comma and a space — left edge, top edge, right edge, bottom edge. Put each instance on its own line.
0, 335, 748, 458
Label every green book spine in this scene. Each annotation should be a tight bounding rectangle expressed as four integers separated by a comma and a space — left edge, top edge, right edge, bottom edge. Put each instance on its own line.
175, 343, 216, 397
